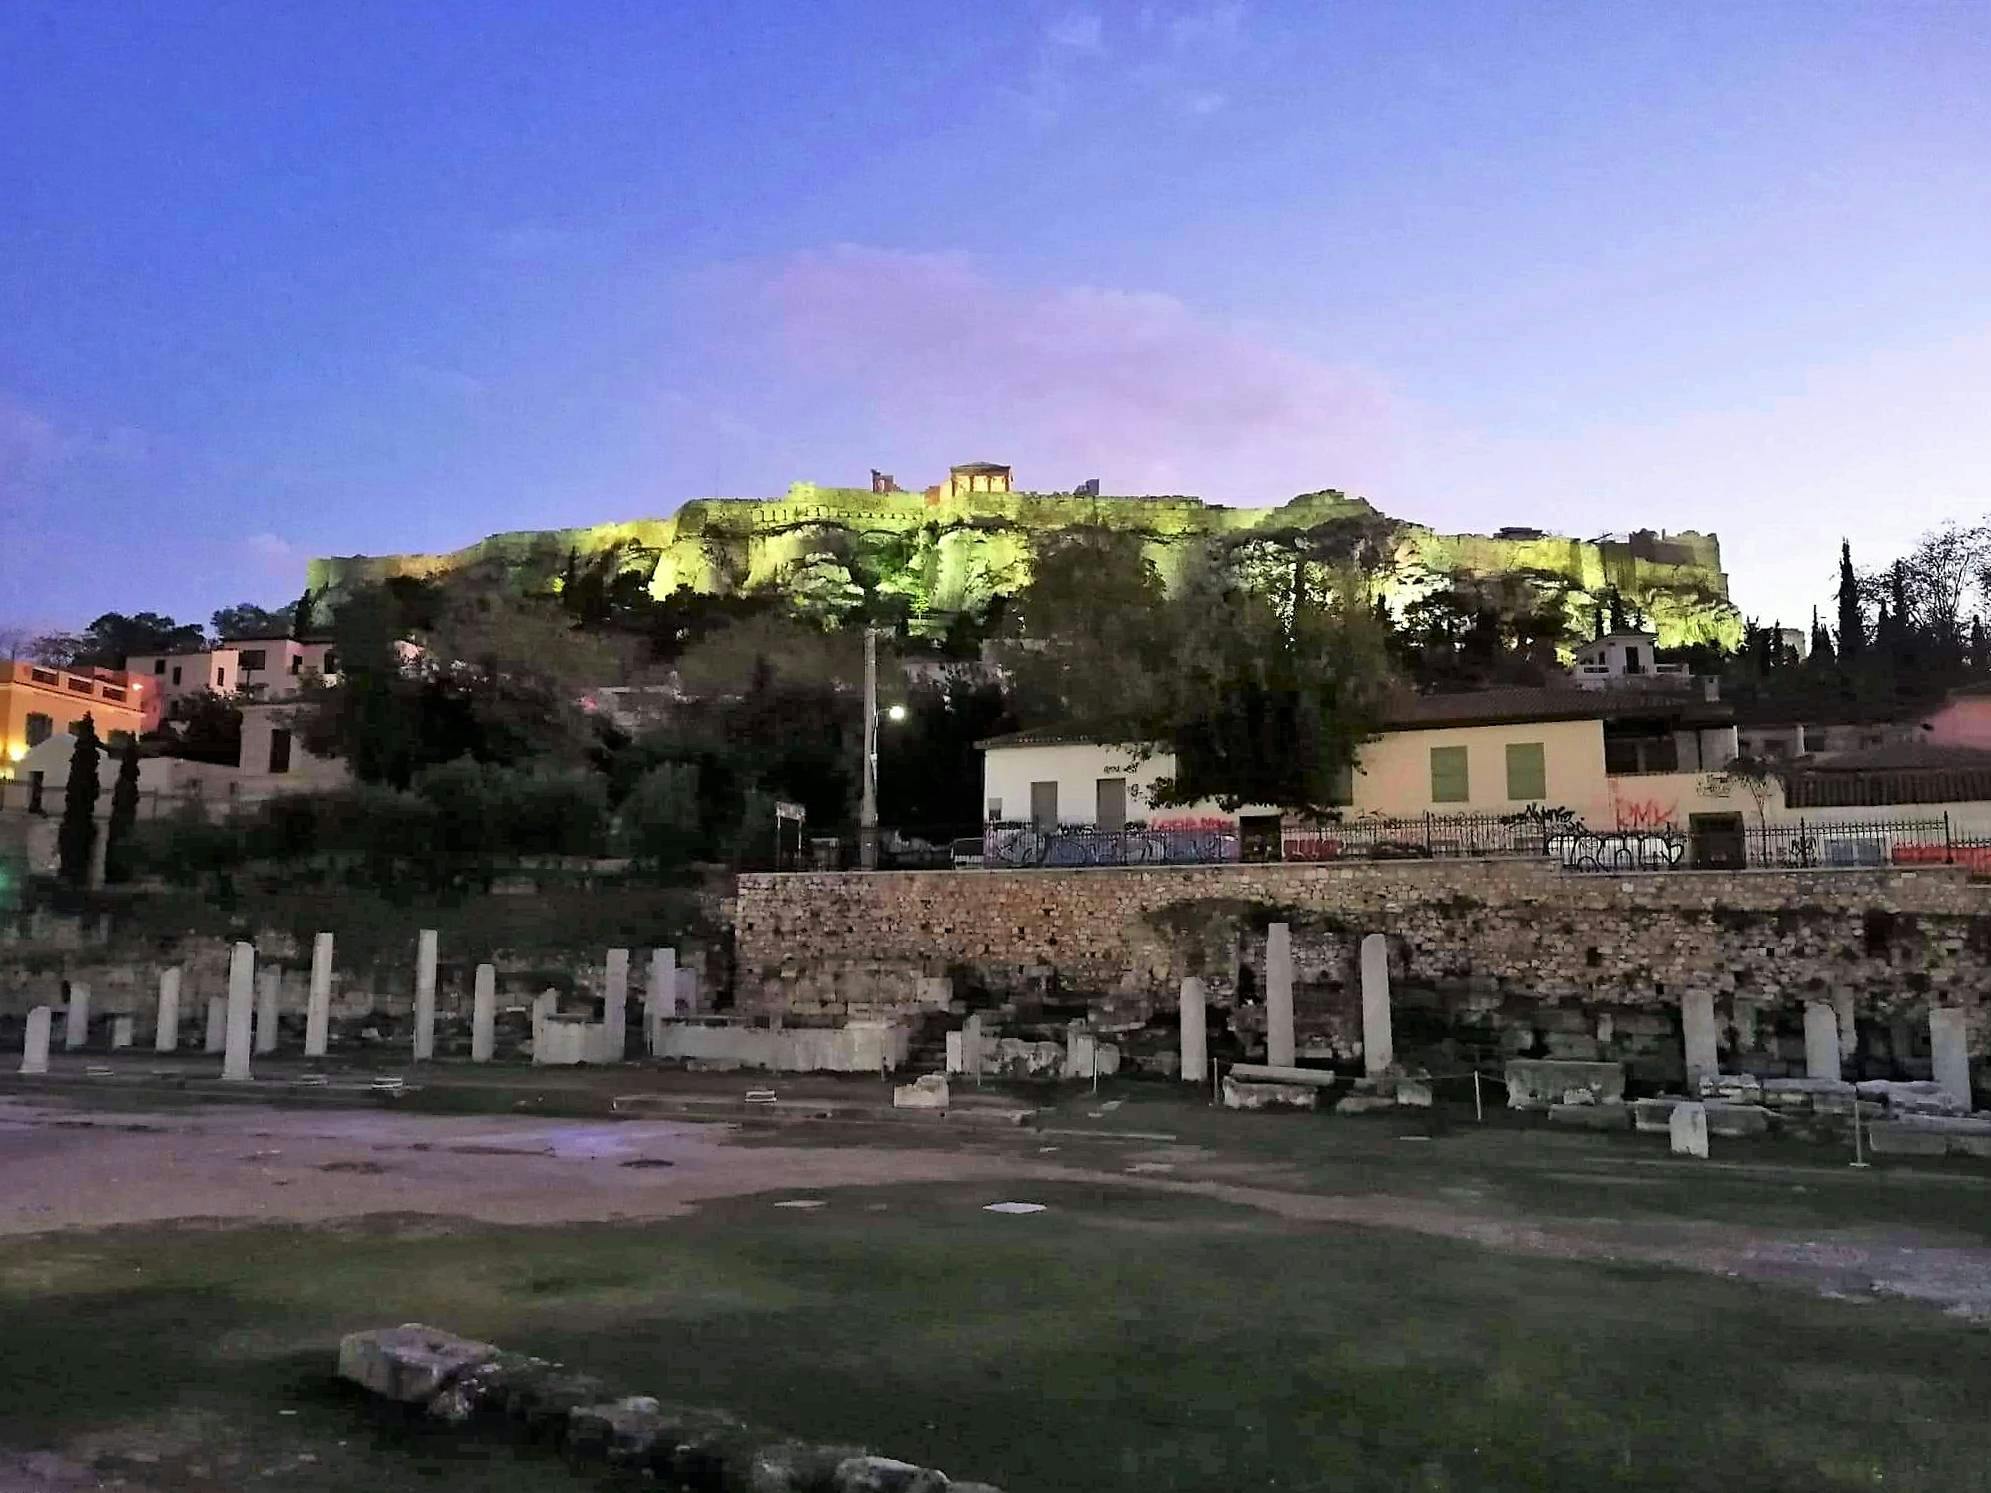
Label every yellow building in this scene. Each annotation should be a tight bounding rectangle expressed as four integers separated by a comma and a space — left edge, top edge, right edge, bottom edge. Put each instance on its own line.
0, 660, 145, 779
978, 687, 1740, 832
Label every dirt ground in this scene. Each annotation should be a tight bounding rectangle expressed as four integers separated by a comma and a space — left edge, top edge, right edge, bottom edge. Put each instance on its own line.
7, 1091, 1991, 1318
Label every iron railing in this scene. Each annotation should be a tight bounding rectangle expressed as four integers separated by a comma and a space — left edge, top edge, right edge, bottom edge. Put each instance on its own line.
1743, 816, 1957, 869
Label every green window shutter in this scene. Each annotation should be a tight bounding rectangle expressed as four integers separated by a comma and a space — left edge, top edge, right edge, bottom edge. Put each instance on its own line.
1329, 761, 1354, 806
1429, 745, 1470, 804
1505, 741, 1547, 801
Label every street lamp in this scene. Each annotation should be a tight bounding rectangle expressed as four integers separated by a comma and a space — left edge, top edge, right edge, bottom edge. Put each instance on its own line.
858, 630, 908, 870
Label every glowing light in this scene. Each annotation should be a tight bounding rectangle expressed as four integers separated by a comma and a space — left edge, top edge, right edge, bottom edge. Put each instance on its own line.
5, 743, 24, 763
886, 704, 908, 722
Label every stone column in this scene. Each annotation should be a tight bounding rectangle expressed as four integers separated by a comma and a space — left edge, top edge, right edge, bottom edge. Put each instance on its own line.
1179, 977, 1208, 1084
155, 968, 181, 1053
963, 1012, 985, 1081
532, 989, 558, 1051
471, 964, 496, 1063
222, 941, 255, 1082
205, 995, 227, 1054
305, 932, 333, 1058
110, 1016, 134, 1050
1730, 997, 1760, 1056
646, 947, 677, 1055
412, 929, 438, 1062
1681, 990, 1718, 1088
255, 968, 280, 1055
1360, 933, 1393, 1077
1803, 1001, 1841, 1080
1065, 1020, 1096, 1080
1930, 1007, 1972, 1113
603, 948, 630, 1062
63, 983, 90, 1050
19, 1006, 52, 1075
1265, 922, 1296, 1068
1833, 989, 1858, 1062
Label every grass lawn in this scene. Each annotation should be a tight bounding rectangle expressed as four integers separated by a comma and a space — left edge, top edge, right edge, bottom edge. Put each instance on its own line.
5, 1174, 1990, 1491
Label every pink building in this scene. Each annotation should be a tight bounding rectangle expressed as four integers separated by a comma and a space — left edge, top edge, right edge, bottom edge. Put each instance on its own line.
1920, 683, 1991, 751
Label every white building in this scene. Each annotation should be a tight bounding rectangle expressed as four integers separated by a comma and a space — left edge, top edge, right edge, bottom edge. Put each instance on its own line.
1567, 632, 1689, 689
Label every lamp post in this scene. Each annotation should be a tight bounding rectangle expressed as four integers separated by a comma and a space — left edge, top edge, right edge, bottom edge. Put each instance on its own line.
858, 626, 905, 871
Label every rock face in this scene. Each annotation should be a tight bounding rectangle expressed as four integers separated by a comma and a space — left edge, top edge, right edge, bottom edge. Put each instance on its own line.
337, 1324, 498, 1404
309, 482, 1741, 649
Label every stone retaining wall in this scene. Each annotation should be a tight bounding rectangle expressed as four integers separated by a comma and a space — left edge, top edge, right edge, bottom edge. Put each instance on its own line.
735, 862, 1991, 1084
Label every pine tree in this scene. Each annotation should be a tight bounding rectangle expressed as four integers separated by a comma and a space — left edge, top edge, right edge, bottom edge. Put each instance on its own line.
56, 715, 102, 886
1836, 539, 1864, 661
102, 737, 142, 884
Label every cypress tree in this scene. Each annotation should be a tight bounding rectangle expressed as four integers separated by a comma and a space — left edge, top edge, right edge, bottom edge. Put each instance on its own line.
1972, 616, 1988, 676
1836, 539, 1864, 660
103, 737, 142, 884
1809, 605, 1835, 668
56, 715, 102, 886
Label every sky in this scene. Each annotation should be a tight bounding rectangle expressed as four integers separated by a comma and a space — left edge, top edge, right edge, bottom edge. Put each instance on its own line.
2, 0, 1987, 636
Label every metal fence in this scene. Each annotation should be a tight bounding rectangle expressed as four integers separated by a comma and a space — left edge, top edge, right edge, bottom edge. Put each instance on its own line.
1280, 811, 1567, 863
982, 822, 1240, 868
1743, 816, 1962, 870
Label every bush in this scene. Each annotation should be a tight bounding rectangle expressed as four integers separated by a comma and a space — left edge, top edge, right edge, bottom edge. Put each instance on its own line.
621, 761, 702, 874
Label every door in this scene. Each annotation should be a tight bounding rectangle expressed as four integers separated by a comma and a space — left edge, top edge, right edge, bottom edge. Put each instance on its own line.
1095, 777, 1127, 832
1030, 781, 1058, 832
1689, 812, 1746, 869
267, 729, 293, 775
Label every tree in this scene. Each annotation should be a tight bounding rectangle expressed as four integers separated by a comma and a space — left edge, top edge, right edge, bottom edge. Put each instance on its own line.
1898, 522, 1990, 668
211, 601, 292, 640
621, 761, 703, 875
158, 690, 243, 764
56, 716, 102, 885
1808, 606, 1835, 669
28, 613, 206, 670
292, 588, 319, 639
102, 737, 142, 883
1973, 617, 1989, 675
1836, 539, 1864, 661
878, 676, 1018, 831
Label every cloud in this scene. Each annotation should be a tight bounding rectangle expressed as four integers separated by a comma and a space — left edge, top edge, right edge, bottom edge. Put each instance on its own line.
244, 533, 303, 578
755, 246, 1398, 502
398, 363, 487, 402
1046, 11, 1105, 51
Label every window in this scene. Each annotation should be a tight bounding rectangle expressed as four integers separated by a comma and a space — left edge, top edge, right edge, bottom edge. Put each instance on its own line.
215, 668, 226, 689
1505, 741, 1547, 801
170, 666, 182, 686
986, 798, 1002, 822
1802, 727, 1827, 753
267, 729, 292, 774
238, 649, 267, 671
323, 650, 338, 675
1429, 745, 1470, 804
24, 713, 52, 748
1030, 781, 1058, 831
1623, 646, 1644, 675
289, 655, 302, 676
152, 658, 166, 674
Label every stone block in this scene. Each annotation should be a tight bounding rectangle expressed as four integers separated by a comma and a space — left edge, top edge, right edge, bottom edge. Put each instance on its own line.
1632, 1096, 1684, 1133
1669, 1101, 1709, 1158
1698, 1073, 1762, 1105
1549, 1102, 1630, 1131
893, 1074, 949, 1110
1762, 1077, 1856, 1110
1866, 1122, 1948, 1157
1332, 1093, 1394, 1115
1505, 1059, 1625, 1111
568, 1397, 667, 1466
338, 1324, 497, 1404
1224, 1077, 1319, 1111
1394, 1079, 1433, 1107
1703, 1102, 1773, 1138
833, 1455, 952, 1493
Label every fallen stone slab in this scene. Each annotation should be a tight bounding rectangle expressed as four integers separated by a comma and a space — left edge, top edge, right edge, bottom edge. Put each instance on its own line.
1703, 1102, 1774, 1138
1506, 1059, 1624, 1111
1762, 1077, 1857, 1112
892, 1074, 949, 1111
1393, 1079, 1434, 1108
338, 1324, 497, 1404
1224, 1076, 1318, 1111
1548, 1102, 1629, 1131
337, 1325, 1003, 1491
1333, 1094, 1395, 1116
1858, 1080, 1969, 1117
1698, 1074, 1763, 1104
1228, 1063, 1339, 1088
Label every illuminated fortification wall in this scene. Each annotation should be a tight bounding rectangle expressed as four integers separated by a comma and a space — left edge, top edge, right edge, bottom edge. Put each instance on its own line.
307, 482, 1742, 649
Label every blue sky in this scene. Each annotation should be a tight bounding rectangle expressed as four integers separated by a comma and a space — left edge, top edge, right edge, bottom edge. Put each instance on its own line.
3, 1, 1987, 635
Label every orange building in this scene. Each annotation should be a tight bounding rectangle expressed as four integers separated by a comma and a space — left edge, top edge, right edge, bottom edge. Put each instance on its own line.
0, 659, 145, 779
